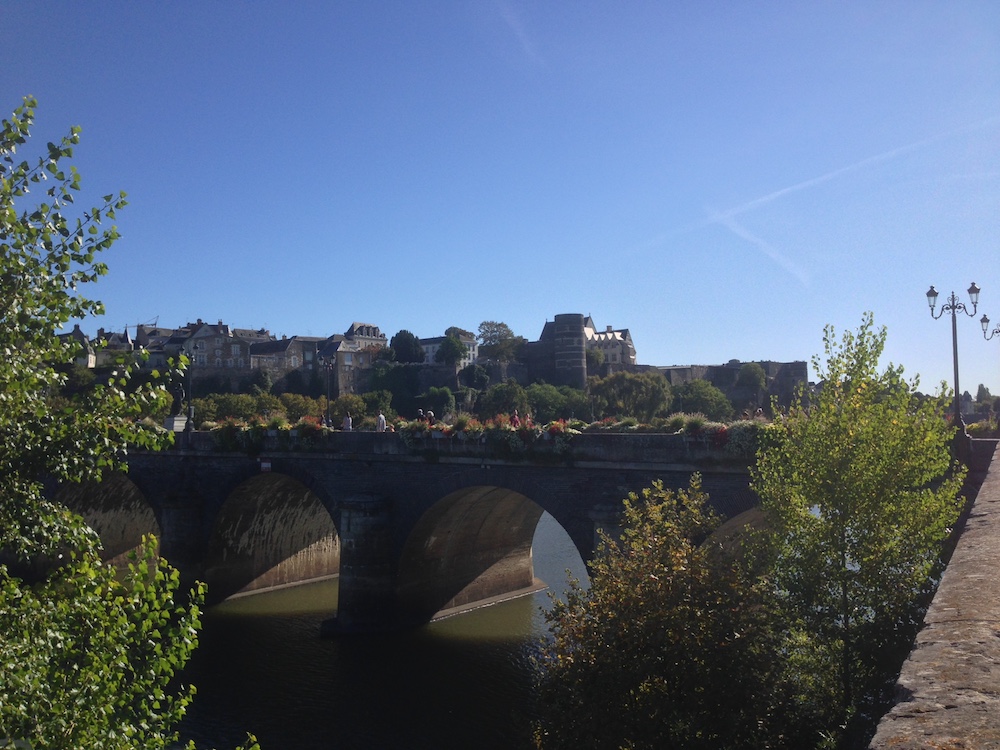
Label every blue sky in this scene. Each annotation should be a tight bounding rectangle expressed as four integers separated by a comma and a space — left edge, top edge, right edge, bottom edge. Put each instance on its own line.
6, 2, 1000, 395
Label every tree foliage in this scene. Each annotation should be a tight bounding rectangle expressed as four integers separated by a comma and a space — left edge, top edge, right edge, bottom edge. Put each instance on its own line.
477, 320, 525, 362
331, 393, 366, 422
419, 386, 456, 419
389, 329, 424, 363
752, 312, 965, 740
361, 389, 393, 418
459, 362, 490, 390
475, 379, 529, 419
672, 378, 734, 421
737, 361, 767, 391
589, 371, 671, 422
0, 97, 257, 748
585, 346, 604, 374
433, 334, 466, 366
533, 477, 794, 750
526, 382, 567, 423
370, 360, 422, 417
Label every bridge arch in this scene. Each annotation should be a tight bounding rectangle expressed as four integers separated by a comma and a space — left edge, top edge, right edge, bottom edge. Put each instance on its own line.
202, 471, 340, 604
55, 474, 159, 569
395, 484, 546, 624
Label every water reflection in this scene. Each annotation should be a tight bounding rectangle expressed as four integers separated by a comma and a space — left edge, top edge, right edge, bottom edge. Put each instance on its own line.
178, 512, 587, 750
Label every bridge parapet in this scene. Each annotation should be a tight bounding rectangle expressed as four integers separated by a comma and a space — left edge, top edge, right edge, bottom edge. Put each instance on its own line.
869, 440, 1000, 748
175, 430, 752, 469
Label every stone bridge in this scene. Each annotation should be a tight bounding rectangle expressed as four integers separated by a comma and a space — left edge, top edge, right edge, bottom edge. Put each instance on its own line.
55, 431, 756, 633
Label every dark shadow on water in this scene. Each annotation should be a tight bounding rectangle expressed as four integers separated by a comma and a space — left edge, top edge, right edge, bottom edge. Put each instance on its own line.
177, 513, 587, 750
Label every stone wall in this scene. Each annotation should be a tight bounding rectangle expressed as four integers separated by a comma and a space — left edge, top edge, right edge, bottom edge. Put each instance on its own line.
869, 440, 1000, 749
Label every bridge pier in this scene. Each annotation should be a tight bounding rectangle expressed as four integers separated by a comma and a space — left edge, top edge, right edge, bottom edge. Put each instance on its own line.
325, 495, 396, 635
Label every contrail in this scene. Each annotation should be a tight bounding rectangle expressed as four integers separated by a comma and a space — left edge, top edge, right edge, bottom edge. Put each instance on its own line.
717, 115, 1000, 220
703, 115, 1000, 282
710, 211, 810, 285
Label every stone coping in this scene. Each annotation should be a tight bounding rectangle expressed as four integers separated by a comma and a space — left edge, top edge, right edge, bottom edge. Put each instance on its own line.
869, 442, 1000, 749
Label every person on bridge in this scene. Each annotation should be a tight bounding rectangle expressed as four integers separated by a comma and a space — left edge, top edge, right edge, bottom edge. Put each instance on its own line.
342, 412, 353, 431
376, 411, 387, 432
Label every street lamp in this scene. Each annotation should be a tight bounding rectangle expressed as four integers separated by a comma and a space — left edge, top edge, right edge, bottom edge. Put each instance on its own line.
982, 313, 1000, 342
185, 341, 202, 437
926, 282, 980, 432
319, 356, 335, 425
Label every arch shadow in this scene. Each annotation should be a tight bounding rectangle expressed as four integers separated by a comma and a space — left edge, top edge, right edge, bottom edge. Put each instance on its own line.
202, 472, 340, 604
55, 474, 160, 570
395, 485, 546, 624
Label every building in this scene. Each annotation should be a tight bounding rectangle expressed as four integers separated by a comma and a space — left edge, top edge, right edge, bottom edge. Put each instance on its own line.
316, 322, 389, 397
59, 324, 96, 368
520, 313, 591, 390
583, 317, 636, 369
420, 331, 479, 368
92, 326, 135, 367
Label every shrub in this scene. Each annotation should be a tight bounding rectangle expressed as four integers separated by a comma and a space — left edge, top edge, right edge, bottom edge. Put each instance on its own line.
724, 420, 762, 458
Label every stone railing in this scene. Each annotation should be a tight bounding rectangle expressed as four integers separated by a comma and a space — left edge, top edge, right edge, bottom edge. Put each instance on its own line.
869, 439, 1000, 748
171, 429, 754, 468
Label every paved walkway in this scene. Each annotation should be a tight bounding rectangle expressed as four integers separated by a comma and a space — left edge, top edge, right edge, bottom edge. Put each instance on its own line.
870, 441, 1000, 749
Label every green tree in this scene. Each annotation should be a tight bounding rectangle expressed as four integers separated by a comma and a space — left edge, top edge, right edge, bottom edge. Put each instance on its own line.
419, 386, 456, 419
445, 325, 474, 340
533, 477, 792, 750
0, 97, 257, 749
526, 382, 567, 423
475, 379, 529, 419
478, 320, 526, 362
362, 389, 394, 419
58, 360, 97, 395
585, 346, 604, 375
279, 392, 321, 422
434, 334, 467, 366
558, 386, 591, 420
589, 371, 671, 422
752, 313, 965, 741
331, 393, 366, 423
390, 329, 425, 363
459, 362, 490, 390
672, 378, 734, 421
242, 367, 272, 394
370, 360, 422, 417
737, 361, 767, 391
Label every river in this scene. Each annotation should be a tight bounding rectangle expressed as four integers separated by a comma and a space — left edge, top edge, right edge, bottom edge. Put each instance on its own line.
176, 512, 589, 750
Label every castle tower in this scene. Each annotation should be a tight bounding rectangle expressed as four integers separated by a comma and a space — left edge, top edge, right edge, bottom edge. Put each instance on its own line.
552, 313, 587, 390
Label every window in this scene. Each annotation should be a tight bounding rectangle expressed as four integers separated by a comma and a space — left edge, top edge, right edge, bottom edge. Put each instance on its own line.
344, 353, 353, 365
232, 344, 240, 357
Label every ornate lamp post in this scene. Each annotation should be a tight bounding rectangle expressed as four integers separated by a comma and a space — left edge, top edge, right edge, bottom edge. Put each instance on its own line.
319, 356, 335, 425
185, 341, 202, 438
926, 282, 980, 432
982, 313, 1000, 342
982, 314, 1000, 422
